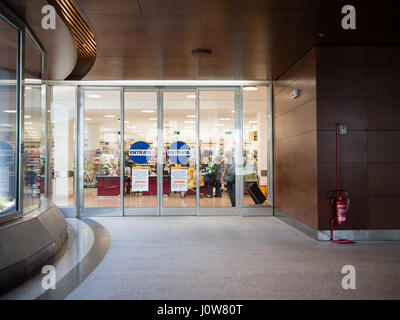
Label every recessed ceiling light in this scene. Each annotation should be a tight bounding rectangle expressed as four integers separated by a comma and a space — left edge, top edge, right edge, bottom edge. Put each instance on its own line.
88, 94, 102, 98
104, 115, 116, 118
243, 86, 258, 91
4, 110, 16, 113
219, 118, 231, 121
186, 95, 197, 99
141, 110, 155, 113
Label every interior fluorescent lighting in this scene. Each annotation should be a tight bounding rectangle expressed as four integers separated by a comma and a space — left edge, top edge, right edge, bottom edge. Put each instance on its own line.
85, 118, 92, 121
243, 86, 258, 91
249, 121, 258, 124
25, 115, 31, 119
186, 115, 196, 118
104, 115, 116, 118
186, 95, 197, 99
141, 110, 155, 113
184, 121, 195, 124
4, 110, 16, 113
88, 94, 102, 98
219, 118, 231, 121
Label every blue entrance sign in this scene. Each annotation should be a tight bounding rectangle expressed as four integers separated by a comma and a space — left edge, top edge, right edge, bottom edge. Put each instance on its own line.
167, 141, 190, 165
0, 141, 13, 166
129, 141, 152, 164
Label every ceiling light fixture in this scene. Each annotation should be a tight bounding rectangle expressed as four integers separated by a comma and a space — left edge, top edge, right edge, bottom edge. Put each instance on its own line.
186, 115, 196, 118
243, 86, 258, 91
219, 118, 231, 121
4, 110, 16, 113
141, 110, 155, 113
186, 95, 197, 99
104, 115, 116, 118
88, 94, 102, 98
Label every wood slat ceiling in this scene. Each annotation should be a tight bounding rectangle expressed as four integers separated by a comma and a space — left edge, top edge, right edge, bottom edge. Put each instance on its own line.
3, 0, 400, 81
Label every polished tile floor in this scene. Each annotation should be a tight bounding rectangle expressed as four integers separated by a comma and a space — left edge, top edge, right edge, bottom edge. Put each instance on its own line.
3, 216, 400, 300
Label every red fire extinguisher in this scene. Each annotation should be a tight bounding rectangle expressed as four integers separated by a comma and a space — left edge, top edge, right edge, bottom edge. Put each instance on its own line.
328, 124, 354, 244
329, 190, 353, 244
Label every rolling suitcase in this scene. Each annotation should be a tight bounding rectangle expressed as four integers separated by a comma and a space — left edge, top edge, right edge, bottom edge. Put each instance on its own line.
246, 183, 266, 204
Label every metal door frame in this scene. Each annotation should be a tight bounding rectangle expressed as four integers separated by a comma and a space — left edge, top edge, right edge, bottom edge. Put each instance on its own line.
73, 84, 273, 217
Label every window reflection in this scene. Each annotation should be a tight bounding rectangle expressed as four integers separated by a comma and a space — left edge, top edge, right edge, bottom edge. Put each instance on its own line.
0, 17, 18, 215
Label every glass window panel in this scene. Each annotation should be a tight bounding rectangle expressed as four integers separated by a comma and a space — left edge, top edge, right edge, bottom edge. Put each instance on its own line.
199, 91, 236, 208
23, 85, 44, 214
243, 86, 270, 206
84, 91, 121, 208
124, 91, 158, 209
49, 86, 75, 207
163, 92, 196, 208
0, 17, 18, 215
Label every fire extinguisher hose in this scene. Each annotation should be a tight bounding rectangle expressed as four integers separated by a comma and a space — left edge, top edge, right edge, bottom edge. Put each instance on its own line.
329, 124, 354, 245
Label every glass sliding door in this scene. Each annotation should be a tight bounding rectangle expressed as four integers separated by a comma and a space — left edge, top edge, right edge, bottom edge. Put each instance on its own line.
124, 91, 158, 215
198, 90, 238, 215
83, 90, 121, 214
162, 91, 197, 215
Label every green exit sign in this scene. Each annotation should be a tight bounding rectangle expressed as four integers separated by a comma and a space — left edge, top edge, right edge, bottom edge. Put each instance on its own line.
225, 131, 232, 135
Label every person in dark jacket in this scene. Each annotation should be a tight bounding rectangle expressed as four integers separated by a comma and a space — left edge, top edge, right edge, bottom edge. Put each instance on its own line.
222, 151, 235, 207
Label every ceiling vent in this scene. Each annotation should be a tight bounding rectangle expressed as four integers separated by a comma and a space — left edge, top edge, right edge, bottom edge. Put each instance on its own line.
191, 48, 212, 57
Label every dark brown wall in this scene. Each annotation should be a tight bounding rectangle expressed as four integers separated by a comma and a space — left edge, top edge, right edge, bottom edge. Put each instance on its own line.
273, 48, 318, 229
316, 45, 400, 230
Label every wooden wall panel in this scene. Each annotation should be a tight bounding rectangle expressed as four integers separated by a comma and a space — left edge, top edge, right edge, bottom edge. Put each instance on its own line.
273, 48, 318, 230
316, 45, 400, 230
